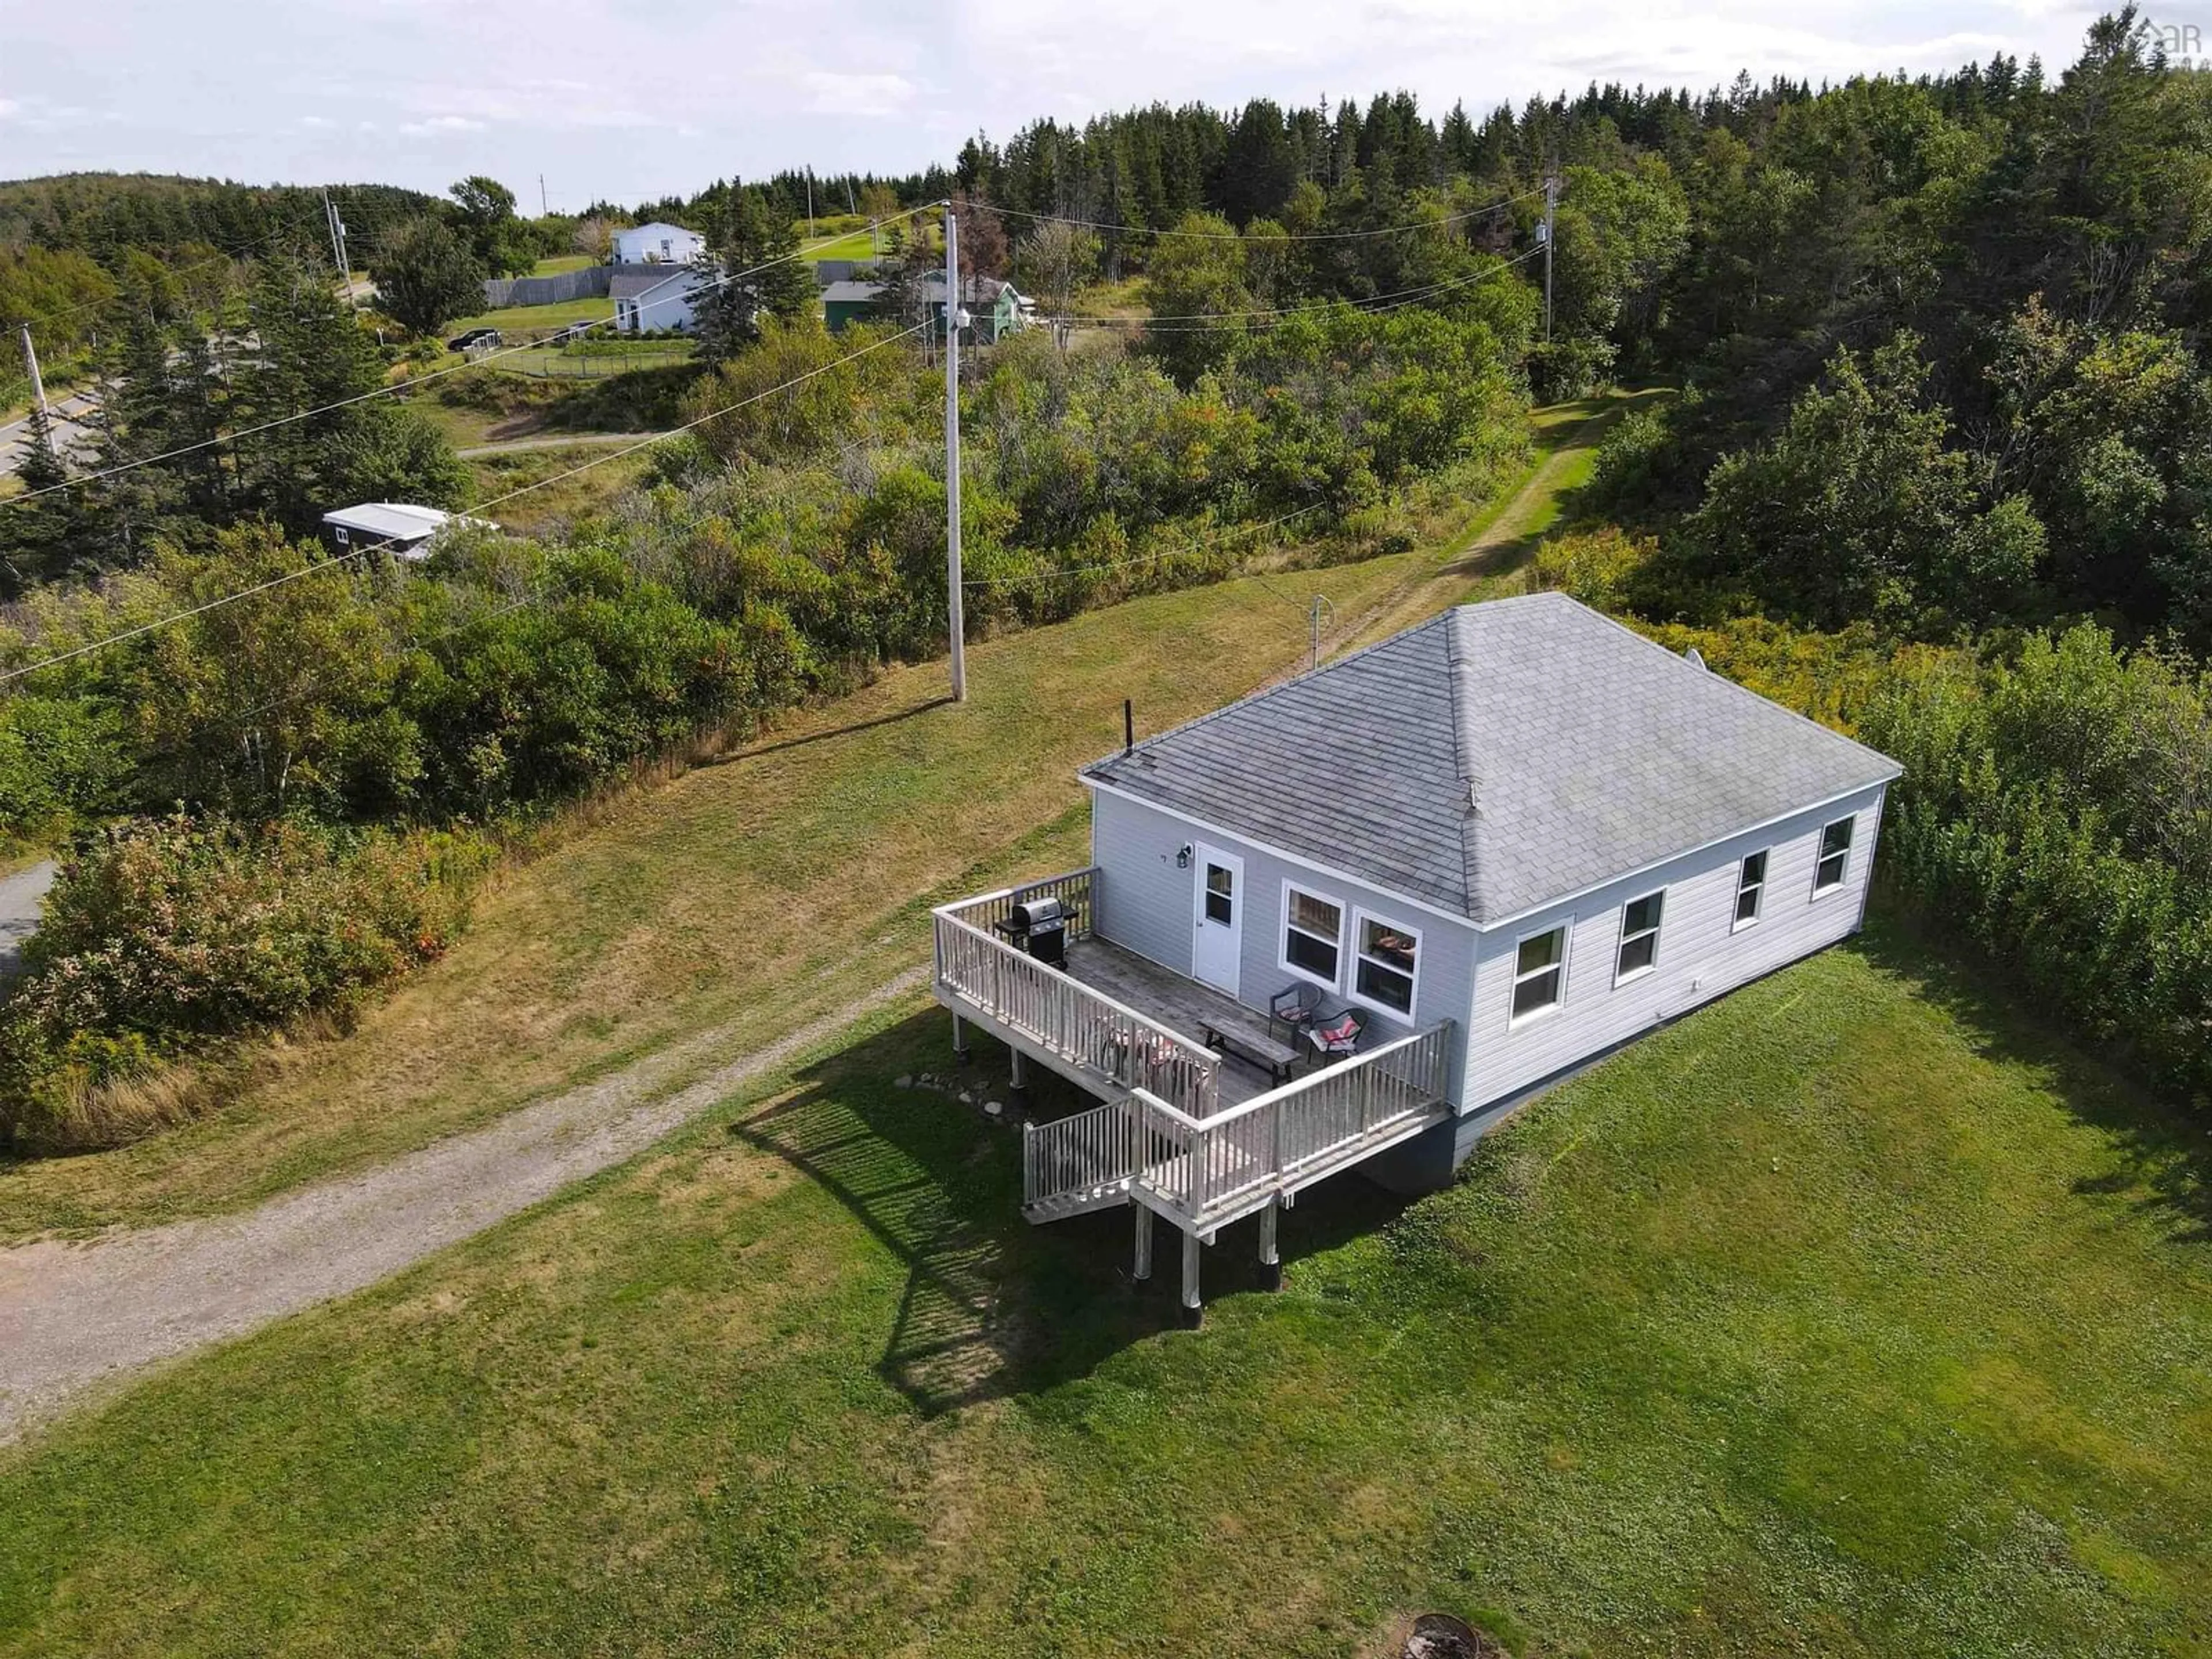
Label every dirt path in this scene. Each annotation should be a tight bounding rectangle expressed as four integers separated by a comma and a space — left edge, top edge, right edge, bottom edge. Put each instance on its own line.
0, 964, 927, 1442
457, 430, 670, 459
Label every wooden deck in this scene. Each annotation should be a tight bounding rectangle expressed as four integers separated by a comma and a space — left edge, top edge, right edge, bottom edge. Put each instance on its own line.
936, 868, 1457, 1315
1062, 938, 1278, 1107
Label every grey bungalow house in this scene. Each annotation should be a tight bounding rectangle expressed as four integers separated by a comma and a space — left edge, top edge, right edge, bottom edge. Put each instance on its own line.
931, 592, 1900, 1320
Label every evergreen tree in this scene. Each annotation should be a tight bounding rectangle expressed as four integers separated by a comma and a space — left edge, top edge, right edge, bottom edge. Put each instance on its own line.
0, 402, 79, 593
372, 217, 486, 336
692, 186, 815, 361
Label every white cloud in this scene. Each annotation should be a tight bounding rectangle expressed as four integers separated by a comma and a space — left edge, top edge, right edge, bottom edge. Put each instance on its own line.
0, 0, 2113, 200
299, 113, 335, 128
398, 114, 488, 137
801, 70, 922, 116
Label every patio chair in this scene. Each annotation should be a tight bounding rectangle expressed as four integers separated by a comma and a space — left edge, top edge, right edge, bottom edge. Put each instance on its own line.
1306, 1006, 1366, 1066
1268, 982, 1326, 1046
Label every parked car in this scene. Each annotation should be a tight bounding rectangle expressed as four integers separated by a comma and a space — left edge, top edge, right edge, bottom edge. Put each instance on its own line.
446, 327, 502, 352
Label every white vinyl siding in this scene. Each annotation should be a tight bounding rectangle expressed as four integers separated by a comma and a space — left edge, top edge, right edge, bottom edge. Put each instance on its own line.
1465, 783, 1888, 1113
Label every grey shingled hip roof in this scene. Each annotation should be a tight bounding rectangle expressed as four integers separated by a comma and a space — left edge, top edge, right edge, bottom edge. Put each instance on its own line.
1081, 591, 1902, 926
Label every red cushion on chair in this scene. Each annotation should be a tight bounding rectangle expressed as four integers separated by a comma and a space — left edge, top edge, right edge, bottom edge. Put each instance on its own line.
1314, 1013, 1358, 1046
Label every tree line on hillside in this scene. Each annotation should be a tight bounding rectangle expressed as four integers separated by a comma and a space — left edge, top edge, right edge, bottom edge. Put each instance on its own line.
0, 173, 437, 267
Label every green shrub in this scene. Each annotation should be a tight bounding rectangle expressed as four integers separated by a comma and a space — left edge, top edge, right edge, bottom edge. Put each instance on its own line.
1861, 625, 2212, 1104
0, 695, 131, 844
0, 815, 490, 1150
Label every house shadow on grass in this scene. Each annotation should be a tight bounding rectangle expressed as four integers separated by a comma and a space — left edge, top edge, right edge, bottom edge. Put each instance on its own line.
731, 1008, 1410, 1416
1854, 906, 2212, 1246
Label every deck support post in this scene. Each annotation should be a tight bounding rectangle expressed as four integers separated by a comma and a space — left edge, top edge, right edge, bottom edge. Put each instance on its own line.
1132, 1202, 1153, 1284
1257, 1198, 1281, 1291
951, 1013, 971, 1065
1009, 1050, 1027, 1093
1179, 1226, 1202, 1328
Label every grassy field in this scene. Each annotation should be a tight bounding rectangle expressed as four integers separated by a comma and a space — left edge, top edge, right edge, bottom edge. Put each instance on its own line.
531, 253, 594, 276
0, 410, 1569, 1240
465, 441, 659, 533
802, 227, 879, 262
1, 920, 2205, 1655
441, 295, 619, 338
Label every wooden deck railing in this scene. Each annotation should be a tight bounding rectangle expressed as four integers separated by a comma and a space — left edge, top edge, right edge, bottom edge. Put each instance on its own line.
1130, 1021, 1455, 1226
941, 867, 1098, 944
933, 872, 1220, 1120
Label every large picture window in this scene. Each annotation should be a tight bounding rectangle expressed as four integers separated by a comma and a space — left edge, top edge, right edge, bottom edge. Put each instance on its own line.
1512, 925, 1567, 1022
1615, 889, 1664, 982
1351, 911, 1420, 1016
1282, 885, 1343, 986
1815, 816, 1855, 894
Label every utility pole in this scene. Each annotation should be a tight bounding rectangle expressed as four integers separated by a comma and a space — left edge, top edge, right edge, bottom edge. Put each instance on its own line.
323, 190, 350, 290
1541, 173, 1558, 342
805, 168, 816, 238
944, 202, 967, 702
19, 324, 48, 416
1307, 594, 1335, 674
539, 173, 549, 215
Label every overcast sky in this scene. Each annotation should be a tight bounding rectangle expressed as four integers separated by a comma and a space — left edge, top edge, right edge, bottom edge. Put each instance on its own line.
0, 0, 2112, 210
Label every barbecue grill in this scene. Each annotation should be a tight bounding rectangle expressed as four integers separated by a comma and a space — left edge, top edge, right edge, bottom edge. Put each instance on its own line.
995, 895, 1068, 968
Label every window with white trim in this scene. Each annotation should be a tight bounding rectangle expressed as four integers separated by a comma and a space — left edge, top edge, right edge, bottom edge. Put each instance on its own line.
1282, 884, 1343, 986
1511, 925, 1567, 1022
1615, 889, 1664, 981
1814, 816, 1855, 893
1733, 850, 1768, 929
1351, 911, 1420, 1016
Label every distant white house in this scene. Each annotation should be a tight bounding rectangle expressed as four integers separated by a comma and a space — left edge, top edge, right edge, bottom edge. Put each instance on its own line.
321, 502, 493, 561
612, 266, 705, 334
610, 222, 705, 265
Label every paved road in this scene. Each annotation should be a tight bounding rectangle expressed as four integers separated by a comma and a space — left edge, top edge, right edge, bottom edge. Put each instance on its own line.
0, 395, 96, 471
0, 962, 929, 1442
0, 859, 56, 975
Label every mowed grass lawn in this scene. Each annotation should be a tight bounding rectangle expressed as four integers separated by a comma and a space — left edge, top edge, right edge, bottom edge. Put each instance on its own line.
2, 923, 2207, 1655
441, 295, 619, 338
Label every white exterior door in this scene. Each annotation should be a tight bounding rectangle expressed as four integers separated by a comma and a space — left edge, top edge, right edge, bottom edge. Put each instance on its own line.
1191, 844, 1243, 997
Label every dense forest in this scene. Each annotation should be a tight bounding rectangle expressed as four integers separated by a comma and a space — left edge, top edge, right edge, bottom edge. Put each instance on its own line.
3, 8, 2210, 1145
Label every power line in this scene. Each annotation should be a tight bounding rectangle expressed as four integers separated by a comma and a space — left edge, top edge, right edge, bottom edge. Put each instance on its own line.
987, 184, 1547, 243
0, 321, 934, 686
1, 203, 942, 512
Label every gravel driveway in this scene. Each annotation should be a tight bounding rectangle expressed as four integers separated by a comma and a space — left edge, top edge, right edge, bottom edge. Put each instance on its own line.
0, 963, 928, 1442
